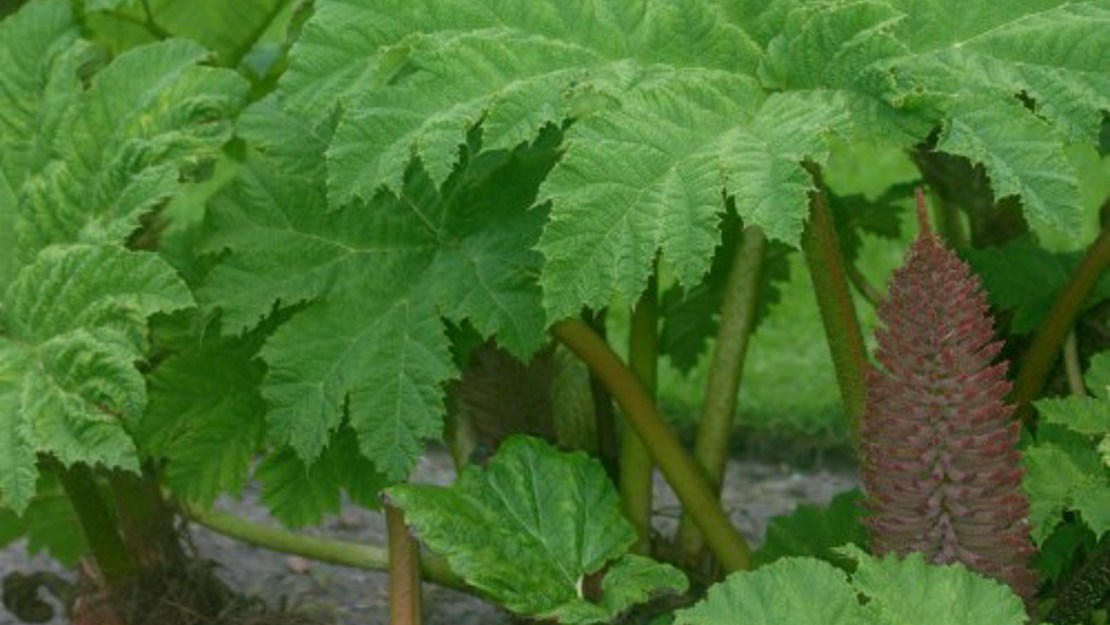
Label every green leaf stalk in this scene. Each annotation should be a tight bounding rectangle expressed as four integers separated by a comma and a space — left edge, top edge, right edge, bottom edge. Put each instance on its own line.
802, 177, 868, 444
181, 503, 465, 591
676, 224, 767, 566
622, 272, 658, 555
552, 319, 752, 573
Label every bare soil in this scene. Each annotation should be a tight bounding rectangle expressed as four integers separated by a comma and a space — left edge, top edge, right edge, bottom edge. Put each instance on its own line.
0, 449, 858, 625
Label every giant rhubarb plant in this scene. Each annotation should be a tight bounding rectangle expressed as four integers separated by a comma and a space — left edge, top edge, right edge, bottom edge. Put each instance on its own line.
861, 190, 1037, 603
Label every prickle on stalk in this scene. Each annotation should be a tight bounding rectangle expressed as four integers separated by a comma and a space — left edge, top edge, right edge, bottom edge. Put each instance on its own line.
861, 188, 1038, 603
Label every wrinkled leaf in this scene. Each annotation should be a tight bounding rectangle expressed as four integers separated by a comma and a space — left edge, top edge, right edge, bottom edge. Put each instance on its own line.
388, 437, 686, 623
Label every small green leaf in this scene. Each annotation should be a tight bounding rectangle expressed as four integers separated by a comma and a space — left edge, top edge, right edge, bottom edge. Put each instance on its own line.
1086, 351, 1110, 399
388, 436, 686, 623
754, 489, 867, 567
674, 557, 864, 625
1035, 396, 1110, 439
1023, 442, 1110, 544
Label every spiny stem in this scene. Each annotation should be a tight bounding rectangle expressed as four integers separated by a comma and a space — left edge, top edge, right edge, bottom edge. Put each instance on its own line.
552, 319, 752, 573
677, 224, 766, 564
801, 172, 869, 444
181, 503, 465, 591
388, 504, 423, 625
622, 272, 658, 555
1013, 224, 1110, 424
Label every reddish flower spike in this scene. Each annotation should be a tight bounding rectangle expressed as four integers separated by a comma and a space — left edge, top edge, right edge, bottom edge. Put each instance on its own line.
861, 188, 1037, 603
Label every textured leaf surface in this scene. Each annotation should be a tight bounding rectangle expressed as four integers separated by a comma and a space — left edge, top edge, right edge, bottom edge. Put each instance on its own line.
1025, 380, 1110, 545
762, 0, 1107, 239
0, 245, 192, 512
0, 0, 80, 193
845, 545, 1030, 625
1036, 397, 1110, 438
674, 557, 864, 625
885, 0, 1108, 239
758, 0, 929, 144
86, 0, 290, 64
387, 437, 686, 622
202, 99, 560, 479
1024, 442, 1109, 544
935, 95, 1081, 239
669, 547, 1032, 625
285, 0, 760, 188
19, 38, 248, 255
539, 81, 847, 319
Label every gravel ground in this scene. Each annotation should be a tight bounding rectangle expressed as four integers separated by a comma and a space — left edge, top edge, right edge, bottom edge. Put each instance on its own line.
0, 450, 858, 625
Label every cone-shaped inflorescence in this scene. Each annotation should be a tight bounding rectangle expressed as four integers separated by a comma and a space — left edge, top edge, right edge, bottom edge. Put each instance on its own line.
861, 189, 1037, 603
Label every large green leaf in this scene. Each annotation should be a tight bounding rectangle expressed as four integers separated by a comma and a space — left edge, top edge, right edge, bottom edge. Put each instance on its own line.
676, 547, 1029, 625
282, 0, 761, 132
271, 0, 779, 324
538, 80, 848, 319
884, 0, 1108, 240
760, 0, 1106, 240
758, 0, 932, 145
387, 436, 687, 623
201, 100, 560, 480
137, 319, 267, 507
0, 245, 192, 512
0, 0, 84, 292
845, 546, 1029, 625
674, 557, 865, 625
934, 94, 1082, 238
